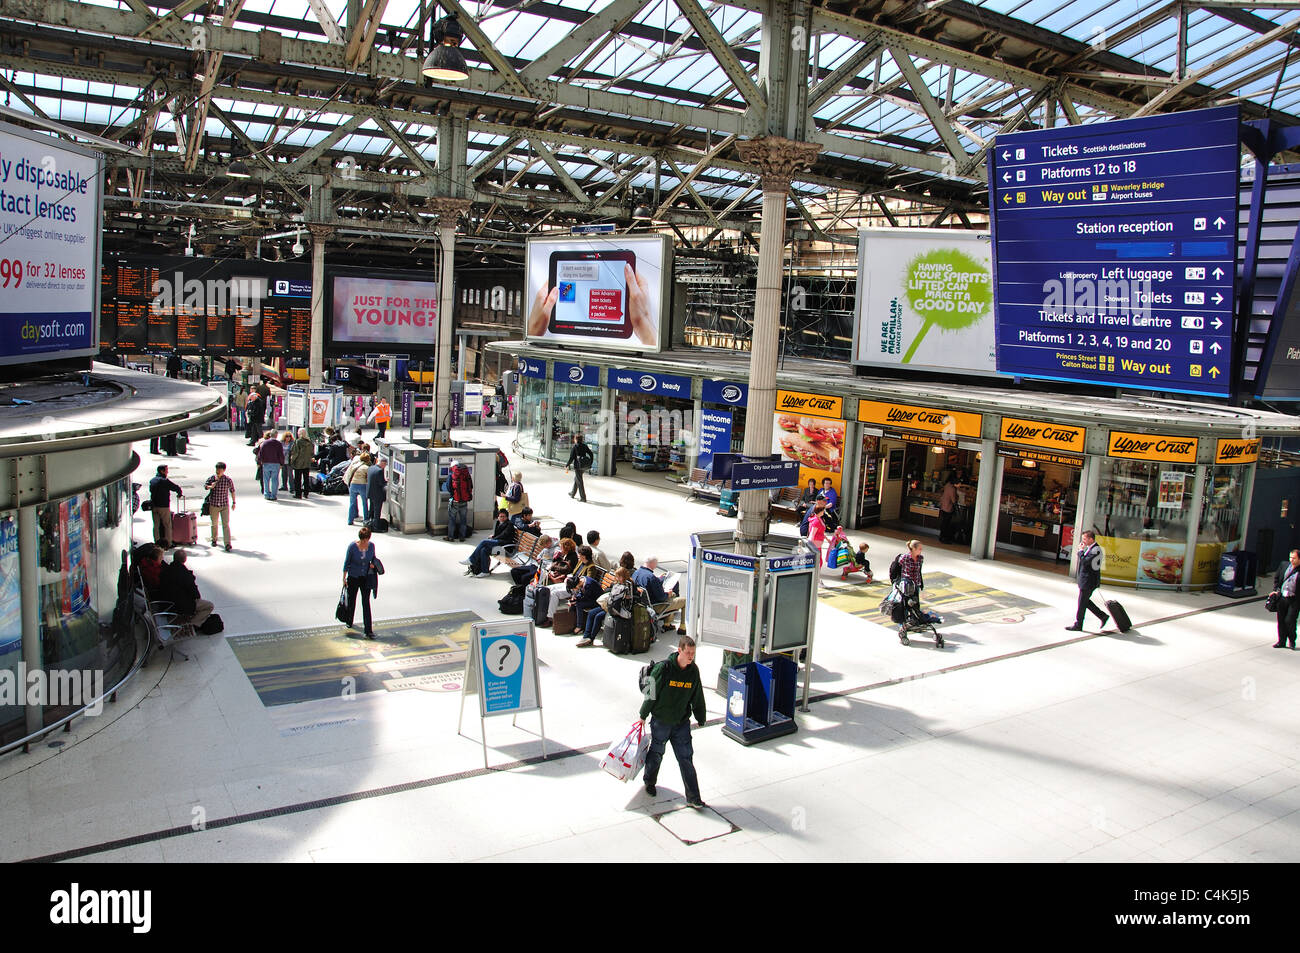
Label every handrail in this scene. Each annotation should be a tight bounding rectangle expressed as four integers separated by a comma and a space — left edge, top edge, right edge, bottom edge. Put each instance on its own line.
0, 597, 153, 760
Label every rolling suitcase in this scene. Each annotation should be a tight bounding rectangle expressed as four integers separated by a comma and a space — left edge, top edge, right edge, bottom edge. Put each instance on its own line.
171, 500, 198, 545
530, 585, 551, 628
605, 615, 632, 655
1105, 598, 1132, 633
630, 603, 655, 654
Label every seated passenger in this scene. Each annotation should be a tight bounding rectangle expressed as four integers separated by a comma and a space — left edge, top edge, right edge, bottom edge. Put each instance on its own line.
159, 549, 214, 633
578, 566, 633, 647
633, 556, 685, 631
462, 509, 516, 577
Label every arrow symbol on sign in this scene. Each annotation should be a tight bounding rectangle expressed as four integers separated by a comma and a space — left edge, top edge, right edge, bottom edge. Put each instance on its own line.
1212, 292, 1224, 304
1209, 366, 1221, 378
1002, 172, 1010, 183
1212, 317, 1224, 329
1003, 193, 1013, 203
1210, 342, 1222, 353
1001, 150, 1010, 160
1214, 216, 1227, 229
1212, 267, 1225, 279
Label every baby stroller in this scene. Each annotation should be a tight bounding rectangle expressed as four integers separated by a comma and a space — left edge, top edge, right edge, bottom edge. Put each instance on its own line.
879, 577, 944, 648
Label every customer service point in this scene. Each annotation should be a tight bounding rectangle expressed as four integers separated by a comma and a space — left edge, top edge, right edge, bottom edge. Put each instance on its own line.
687, 531, 819, 745
1216, 550, 1259, 597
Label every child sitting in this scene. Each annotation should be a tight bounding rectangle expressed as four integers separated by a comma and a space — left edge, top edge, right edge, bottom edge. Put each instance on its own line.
852, 543, 873, 582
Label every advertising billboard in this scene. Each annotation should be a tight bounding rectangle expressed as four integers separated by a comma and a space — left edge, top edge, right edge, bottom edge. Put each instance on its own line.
525, 234, 670, 352
0, 121, 104, 365
327, 267, 439, 353
853, 228, 995, 376
772, 390, 846, 498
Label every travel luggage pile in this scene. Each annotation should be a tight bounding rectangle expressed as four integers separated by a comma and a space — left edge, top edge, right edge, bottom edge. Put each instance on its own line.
171, 499, 198, 545
323, 475, 347, 495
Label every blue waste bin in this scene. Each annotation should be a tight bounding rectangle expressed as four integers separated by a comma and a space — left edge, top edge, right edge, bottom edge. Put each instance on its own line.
722, 656, 798, 746
1216, 550, 1258, 597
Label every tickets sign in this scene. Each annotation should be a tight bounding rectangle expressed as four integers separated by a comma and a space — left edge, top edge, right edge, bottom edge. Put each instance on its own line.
857, 399, 983, 439
1107, 430, 1198, 463
999, 416, 1086, 454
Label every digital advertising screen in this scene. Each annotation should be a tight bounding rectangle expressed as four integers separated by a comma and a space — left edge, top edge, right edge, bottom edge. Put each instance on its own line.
525, 234, 670, 352
0, 121, 104, 366
327, 268, 439, 354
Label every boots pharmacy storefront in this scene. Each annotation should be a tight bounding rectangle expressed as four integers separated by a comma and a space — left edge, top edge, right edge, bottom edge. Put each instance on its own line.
514, 357, 606, 467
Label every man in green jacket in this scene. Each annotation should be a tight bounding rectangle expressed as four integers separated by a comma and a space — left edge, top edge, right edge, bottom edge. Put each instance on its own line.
289, 427, 315, 499
638, 635, 707, 808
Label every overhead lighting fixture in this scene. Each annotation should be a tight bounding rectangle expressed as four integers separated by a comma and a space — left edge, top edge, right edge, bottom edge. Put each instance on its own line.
931, 446, 945, 455
422, 15, 469, 81
632, 192, 652, 220
291, 230, 305, 257
227, 158, 252, 179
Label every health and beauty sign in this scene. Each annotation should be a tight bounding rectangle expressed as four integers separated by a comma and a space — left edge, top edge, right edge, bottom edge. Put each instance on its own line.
553, 360, 599, 387
990, 105, 1240, 397
517, 356, 545, 378
701, 378, 748, 407
607, 367, 691, 398
854, 228, 996, 376
0, 122, 103, 365
696, 408, 732, 474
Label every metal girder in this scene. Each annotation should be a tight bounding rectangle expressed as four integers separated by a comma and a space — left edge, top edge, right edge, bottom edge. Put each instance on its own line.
520, 0, 652, 82
286, 113, 369, 172
138, 0, 210, 40
807, 34, 884, 112
654, 134, 737, 217
343, 0, 388, 70
671, 0, 766, 109
374, 116, 437, 180
306, 0, 346, 45
1132, 13, 1300, 116
528, 139, 590, 203
467, 135, 524, 182
0, 71, 49, 121
964, 82, 1054, 175
888, 48, 969, 163
438, 0, 533, 99
207, 101, 309, 210
663, 156, 721, 226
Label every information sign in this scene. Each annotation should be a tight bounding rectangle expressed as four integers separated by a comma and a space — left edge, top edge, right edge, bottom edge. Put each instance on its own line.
991, 106, 1240, 396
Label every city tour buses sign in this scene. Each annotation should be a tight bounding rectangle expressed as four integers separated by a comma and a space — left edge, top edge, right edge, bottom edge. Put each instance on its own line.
857, 399, 982, 439
999, 416, 1086, 454
1107, 430, 1198, 464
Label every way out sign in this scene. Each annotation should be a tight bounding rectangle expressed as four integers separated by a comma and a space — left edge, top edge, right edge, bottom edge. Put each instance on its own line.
458, 620, 547, 768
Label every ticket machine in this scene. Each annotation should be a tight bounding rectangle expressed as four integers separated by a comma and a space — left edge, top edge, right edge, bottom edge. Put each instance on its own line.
427, 443, 504, 536
382, 441, 429, 534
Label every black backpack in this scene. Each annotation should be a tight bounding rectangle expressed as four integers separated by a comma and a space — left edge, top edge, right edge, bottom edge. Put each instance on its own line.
889, 553, 904, 584
498, 583, 526, 615
575, 443, 593, 469
637, 660, 663, 698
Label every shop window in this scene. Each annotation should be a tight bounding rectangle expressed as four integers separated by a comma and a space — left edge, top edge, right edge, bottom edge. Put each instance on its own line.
1095, 459, 1195, 588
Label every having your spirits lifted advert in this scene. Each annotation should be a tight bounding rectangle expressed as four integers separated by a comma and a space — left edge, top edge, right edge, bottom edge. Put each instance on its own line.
0, 120, 103, 366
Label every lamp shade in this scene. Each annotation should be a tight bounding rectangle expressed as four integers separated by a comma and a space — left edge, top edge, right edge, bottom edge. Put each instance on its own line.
632, 202, 652, 220
227, 159, 252, 179
423, 15, 469, 80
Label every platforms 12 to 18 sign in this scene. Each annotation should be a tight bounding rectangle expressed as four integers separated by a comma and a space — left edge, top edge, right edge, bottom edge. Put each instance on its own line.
990, 105, 1240, 397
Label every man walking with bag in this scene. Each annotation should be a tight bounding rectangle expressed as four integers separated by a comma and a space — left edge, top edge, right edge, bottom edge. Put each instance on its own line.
565, 432, 593, 503
148, 464, 184, 549
1066, 530, 1109, 632
637, 635, 707, 808
1270, 549, 1300, 649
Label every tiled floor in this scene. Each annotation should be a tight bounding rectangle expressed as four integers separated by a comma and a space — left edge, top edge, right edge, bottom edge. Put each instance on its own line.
2, 425, 1296, 863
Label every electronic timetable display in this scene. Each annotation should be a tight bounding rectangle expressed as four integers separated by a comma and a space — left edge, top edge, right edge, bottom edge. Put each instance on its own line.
547, 249, 637, 339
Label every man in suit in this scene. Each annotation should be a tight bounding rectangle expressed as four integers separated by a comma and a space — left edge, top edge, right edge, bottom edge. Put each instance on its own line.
1066, 530, 1109, 632
366, 457, 388, 527
1271, 549, 1300, 649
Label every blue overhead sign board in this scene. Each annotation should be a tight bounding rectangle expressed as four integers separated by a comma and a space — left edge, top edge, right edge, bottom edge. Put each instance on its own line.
607, 367, 691, 398
730, 459, 801, 490
517, 357, 546, 379
553, 360, 599, 387
990, 105, 1240, 397
701, 378, 748, 407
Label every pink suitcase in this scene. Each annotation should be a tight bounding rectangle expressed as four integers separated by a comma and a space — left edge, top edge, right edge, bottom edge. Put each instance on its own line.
171, 500, 198, 545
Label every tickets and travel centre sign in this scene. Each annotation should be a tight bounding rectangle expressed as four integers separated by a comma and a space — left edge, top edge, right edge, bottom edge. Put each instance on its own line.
990, 105, 1240, 398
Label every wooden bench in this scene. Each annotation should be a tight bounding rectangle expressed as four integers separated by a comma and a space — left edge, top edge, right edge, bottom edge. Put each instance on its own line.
769, 487, 804, 523
489, 532, 549, 574
685, 467, 724, 502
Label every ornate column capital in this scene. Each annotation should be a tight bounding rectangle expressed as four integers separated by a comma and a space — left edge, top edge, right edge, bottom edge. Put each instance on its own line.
427, 196, 473, 224
307, 223, 335, 242
736, 137, 822, 194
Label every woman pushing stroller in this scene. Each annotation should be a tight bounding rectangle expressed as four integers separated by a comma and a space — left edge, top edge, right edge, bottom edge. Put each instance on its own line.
885, 539, 944, 648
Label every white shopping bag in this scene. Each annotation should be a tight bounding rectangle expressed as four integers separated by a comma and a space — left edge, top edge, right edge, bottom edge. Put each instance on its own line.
600, 721, 650, 782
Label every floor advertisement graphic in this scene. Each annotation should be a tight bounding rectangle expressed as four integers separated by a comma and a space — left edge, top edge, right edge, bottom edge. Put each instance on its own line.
819, 571, 1048, 626
227, 610, 483, 707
